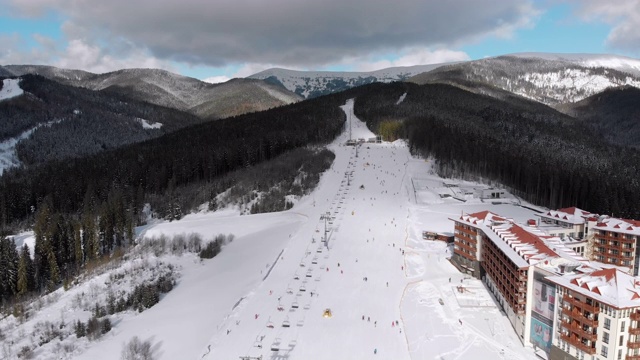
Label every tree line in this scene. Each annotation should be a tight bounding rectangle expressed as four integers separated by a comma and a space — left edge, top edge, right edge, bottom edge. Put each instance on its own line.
354, 82, 640, 218
0, 86, 354, 306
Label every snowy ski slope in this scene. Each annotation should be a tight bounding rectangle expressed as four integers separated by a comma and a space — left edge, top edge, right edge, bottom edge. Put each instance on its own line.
90, 99, 539, 360
3, 99, 543, 359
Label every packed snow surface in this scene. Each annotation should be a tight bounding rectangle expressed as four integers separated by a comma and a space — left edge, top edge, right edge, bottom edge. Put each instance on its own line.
2, 98, 541, 360
509, 52, 640, 76
0, 78, 23, 101
0, 126, 37, 175
137, 118, 163, 129
396, 92, 407, 105
518, 69, 640, 103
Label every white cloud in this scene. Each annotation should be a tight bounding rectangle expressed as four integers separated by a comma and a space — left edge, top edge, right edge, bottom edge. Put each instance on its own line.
571, 0, 640, 53
353, 48, 470, 72
5, 0, 540, 68
53, 39, 176, 73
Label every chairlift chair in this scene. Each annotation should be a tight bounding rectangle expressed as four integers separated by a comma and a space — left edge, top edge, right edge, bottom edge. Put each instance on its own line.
282, 320, 291, 328
270, 338, 281, 351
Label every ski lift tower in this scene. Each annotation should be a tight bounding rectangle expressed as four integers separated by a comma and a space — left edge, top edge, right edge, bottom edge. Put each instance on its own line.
349, 111, 352, 142
320, 211, 332, 244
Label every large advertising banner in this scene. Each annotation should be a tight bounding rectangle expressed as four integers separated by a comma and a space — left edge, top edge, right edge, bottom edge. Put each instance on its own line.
530, 317, 553, 351
530, 271, 556, 354
533, 279, 555, 320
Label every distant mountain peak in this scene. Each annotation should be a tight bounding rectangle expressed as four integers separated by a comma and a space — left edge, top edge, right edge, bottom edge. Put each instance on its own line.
247, 62, 458, 98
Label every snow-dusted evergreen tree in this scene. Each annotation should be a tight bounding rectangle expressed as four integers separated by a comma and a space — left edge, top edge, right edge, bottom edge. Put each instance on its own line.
16, 244, 31, 296
46, 246, 60, 291
0, 237, 19, 301
33, 200, 53, 292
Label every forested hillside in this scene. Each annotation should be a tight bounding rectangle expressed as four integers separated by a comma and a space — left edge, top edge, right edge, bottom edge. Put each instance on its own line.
0, 89, 351, 229
0, 88, 350, 305
563, 86, 640, 148
409, 56, 640, 105
354, 82, 640, 218
1, 75, 204, 165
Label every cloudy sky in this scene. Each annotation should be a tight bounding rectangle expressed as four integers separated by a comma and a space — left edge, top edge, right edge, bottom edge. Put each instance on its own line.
1, 0, 638, 83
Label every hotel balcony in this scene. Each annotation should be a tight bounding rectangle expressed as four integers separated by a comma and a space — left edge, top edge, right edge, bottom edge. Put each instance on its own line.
626, 355, 640, 360
560, 333, 596, 355
630, 327, 640, 335
560, 321, 597, 342
561, 306, 599, 328
631, 312, 640, 321
563, 294, 600, 314
629, 340, 640, 350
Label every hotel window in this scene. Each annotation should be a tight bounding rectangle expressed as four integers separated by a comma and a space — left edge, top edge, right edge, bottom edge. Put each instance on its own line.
601, 345, 608, 357
620, 335, 624, 346
619, 349, 623, 360
603, 332, 610, 344
622, 321, 626, 332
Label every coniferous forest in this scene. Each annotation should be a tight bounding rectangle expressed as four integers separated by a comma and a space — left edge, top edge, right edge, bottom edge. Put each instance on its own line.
353, 82, 640, 219
0, 88, 350, 305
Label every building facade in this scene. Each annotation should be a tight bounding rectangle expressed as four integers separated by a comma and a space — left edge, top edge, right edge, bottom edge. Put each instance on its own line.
591, 219, 640, 275
449, 208, 640, 360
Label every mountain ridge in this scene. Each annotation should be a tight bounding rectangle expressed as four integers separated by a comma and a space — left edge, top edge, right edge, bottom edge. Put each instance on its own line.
408, 55, 640, 105
2, 65, 302, 119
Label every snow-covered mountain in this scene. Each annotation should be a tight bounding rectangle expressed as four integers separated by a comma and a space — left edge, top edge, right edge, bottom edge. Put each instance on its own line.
409, 55, 640, 105
508, 52, 640, 77
247, 53, 640, 104
248, 63, 453, 98
3, 65, 302, 119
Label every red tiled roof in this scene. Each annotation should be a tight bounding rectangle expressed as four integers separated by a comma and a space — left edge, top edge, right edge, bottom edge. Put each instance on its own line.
468, 210, 490, 220
624, 219, 640, 227
593, 287, 602, 295
558, 207, 578, 215
589, 268, 617, 282
509, 225, 557, 257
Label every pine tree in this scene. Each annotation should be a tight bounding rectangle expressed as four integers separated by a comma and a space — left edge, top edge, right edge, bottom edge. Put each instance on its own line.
82, 214, 99, 261
74, 320, 86, 338
0, 238, 19, 301
34, 199, 53, 291
46, 246, 60, 291
101, 318, 111, 334
16, 245, 30, 297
